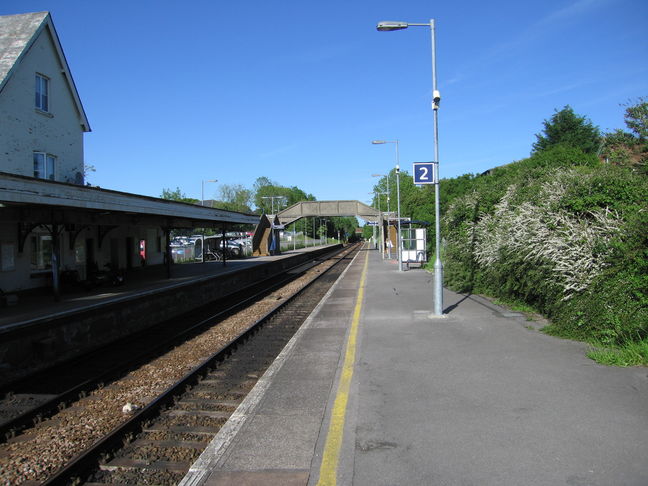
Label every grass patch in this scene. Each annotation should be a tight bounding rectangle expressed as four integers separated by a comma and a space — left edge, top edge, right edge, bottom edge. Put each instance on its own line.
481, 295, 647, 367
492, 297, 539, 315
586, 339, 648, 367
544, 325, 648, 367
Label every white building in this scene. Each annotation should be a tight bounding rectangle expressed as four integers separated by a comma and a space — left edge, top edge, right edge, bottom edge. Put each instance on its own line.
0, 11, 90, 184
0, 12, 258, 298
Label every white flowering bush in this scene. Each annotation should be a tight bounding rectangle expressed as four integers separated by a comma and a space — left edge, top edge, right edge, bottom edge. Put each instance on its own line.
471, 171, 622, 299
441, 160, 647, 348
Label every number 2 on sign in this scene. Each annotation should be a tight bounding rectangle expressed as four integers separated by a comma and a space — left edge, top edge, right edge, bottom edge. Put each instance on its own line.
413, 162, 436, 184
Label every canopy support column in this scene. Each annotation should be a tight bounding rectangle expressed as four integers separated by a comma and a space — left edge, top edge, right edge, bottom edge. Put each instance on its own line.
164, 227, 172, 278
50, 223, 61, 302
222, 226, 227, 267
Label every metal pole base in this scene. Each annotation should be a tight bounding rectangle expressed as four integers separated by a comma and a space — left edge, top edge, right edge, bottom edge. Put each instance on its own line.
433, 259, 444, 316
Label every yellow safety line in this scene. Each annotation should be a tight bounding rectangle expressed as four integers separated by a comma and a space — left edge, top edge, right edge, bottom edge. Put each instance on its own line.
316, 249, 369, 486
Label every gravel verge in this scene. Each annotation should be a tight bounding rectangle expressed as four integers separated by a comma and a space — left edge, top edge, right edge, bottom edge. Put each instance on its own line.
0, 254, 341, 485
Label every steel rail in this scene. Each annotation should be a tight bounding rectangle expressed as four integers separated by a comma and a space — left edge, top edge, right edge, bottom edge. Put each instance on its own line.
40, 244, 358, 485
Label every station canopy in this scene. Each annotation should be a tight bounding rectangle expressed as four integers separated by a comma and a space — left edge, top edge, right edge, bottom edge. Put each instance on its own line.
0, 172, 259, 229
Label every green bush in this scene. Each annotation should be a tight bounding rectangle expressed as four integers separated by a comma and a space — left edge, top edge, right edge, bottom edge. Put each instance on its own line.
423, 103, 648, 363
560, 165, 648, 215
440, 149, 647, 353
552, 208, 647, 345
526, 144, 600, 169
474, 249, 564, 316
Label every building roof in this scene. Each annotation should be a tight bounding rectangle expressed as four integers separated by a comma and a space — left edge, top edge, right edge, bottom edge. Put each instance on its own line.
0, 11, 90, 131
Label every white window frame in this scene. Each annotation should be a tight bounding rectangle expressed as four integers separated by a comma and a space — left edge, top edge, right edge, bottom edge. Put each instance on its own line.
33, 152, 56, 180
35, 73, 49, 112
30, 233, 53, 272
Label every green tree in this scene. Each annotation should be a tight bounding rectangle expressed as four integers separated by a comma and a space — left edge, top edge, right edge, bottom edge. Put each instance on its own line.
286, 186, 316, 206
160, 187, 199, 204
623, 97, 648, 140
601, 98, 648, 171
253, 176, 286, 213
532, 105, 601, 155
328, 216, 358, 241
601, 129, 638, 166
214, 184, 253, 213
253, 176, 315, 214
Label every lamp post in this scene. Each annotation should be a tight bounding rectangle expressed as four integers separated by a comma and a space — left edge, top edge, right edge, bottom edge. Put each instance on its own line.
377, 18, 443, 315
261, 195, 286, 215
201, 179, 218, 206
320, 218, 327, 245
396, 164, 402, 271
372, 173, 391, 259
371, 172, 391, 260
368, 191, 378, 249
371, 172, 391, 215
371, 173, 391, 260
375, 191, 387, 256
372, 139, 402, 271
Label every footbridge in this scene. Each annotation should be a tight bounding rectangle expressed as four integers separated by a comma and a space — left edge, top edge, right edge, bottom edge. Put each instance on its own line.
252, 200, 381, 256
277, 200, 380, 225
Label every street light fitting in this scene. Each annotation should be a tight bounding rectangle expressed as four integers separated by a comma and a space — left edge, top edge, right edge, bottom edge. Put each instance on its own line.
372, 140, 386, 144
376, 21, 409, 31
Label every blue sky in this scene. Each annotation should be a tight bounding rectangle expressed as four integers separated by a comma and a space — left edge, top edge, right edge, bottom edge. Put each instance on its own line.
2, 0, 646, 207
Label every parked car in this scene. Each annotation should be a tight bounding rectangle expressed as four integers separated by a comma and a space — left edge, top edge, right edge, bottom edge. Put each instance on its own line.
194, 236, 243, 260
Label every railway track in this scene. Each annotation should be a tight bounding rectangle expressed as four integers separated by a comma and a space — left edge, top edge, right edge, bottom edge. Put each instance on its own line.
1, 243, 360, 485
0, 247, 342, 442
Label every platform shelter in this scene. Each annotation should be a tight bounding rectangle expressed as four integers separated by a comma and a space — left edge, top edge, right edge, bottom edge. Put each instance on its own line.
251, 214, 282, 256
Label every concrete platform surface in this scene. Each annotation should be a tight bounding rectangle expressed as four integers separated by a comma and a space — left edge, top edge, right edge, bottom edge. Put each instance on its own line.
0, 246, 327, 329
181, 246, 648, 486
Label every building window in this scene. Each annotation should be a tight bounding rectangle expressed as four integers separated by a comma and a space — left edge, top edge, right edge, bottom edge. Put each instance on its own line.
1, 243, 16, 271
34, 152, 56, 180
31, 234, 52, 271
35, 74, 49, 111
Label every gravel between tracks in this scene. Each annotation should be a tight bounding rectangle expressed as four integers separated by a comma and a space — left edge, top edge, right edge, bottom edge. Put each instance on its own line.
0, 255, 342, 485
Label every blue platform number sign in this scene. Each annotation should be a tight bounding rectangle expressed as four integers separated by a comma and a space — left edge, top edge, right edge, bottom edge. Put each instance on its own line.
413, 162, 437, 184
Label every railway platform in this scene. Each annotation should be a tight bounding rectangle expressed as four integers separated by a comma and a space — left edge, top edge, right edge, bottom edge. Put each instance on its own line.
181, 245, 648, 486
0, 245, 340, 387
0, 246, 329, 329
